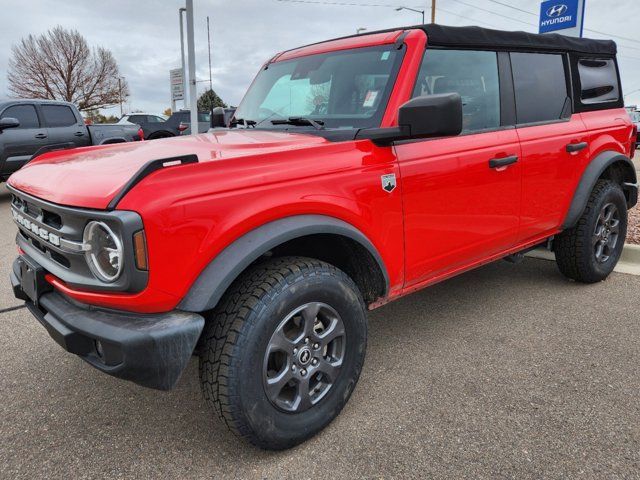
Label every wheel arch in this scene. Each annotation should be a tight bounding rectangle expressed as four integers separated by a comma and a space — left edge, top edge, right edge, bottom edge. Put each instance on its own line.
148, 130, 175, 139
562, 150, 638, 229
178, 215, 390, 313
99, 137, 127, 145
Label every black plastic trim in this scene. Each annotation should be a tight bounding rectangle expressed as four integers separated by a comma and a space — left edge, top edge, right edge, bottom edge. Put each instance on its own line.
498, 51, 516, 127
562, 151, 638, 229
106, 154, 199, 210
11, 261, 204, 391
30, 143, 77, 161
178, 215, 390, 312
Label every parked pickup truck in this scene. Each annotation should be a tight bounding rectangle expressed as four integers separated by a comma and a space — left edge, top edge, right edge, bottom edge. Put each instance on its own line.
8, 25, 638, 450
0, 99, 142, 181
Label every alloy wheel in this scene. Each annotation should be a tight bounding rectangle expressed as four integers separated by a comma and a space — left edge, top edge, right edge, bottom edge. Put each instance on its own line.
263, 302, 346, 413
593, 202, 620, 263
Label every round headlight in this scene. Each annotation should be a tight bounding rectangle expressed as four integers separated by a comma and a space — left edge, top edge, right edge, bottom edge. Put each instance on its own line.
83, 221, 123, 283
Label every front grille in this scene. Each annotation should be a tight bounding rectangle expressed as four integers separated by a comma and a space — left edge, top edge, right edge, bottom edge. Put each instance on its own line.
8, 185, 148, 293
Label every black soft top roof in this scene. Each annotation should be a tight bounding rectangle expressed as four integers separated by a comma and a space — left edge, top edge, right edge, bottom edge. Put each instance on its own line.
420, 24, 616, 55
357, 24, 616, 56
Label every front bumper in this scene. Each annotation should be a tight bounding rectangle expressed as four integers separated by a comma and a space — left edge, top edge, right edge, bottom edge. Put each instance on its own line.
11, 258, 204, 391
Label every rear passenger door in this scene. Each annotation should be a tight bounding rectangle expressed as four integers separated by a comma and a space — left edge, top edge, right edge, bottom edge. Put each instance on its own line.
511, 52, 589, 242
395, 49, 522, 287
41, 103, 91, 148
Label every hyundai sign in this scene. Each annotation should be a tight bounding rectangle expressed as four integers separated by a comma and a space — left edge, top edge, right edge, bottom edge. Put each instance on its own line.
539, 0, 586, 37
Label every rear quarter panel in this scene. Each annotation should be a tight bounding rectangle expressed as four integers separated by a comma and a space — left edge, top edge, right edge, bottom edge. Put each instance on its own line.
580, 108, 634, 162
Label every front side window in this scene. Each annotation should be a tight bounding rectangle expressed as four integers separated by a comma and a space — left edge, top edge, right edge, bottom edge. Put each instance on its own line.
42, 105, 77, 128
578, 58, 619, 104
412, 49, 500, 133
1, 105, 40, 129
511, 52, 569, 124
233, 45, 403, 130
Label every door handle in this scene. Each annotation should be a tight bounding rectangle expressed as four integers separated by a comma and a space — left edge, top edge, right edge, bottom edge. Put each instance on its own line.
489, 155, 518, 169
566, 142, 588, 153
74, 131, 85, 136
34, 133, 47, 139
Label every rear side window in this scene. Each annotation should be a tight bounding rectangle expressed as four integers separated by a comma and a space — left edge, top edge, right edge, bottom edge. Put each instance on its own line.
1, 105, 40, 129
577, 58, 619, 104
511, 52, 569, 124
413, 49, 500, 132
42, 105, 78, 127
128, 115, 146, 123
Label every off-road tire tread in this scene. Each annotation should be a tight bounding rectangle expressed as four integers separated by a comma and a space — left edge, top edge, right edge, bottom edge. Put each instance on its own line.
554, 179, 626, 283
198, 256, 364, 447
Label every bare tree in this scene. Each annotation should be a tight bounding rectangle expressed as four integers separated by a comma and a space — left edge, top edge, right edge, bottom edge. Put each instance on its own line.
7, 26, 129, 111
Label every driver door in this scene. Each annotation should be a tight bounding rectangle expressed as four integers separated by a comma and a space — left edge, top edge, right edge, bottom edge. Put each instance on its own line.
395, 48, 522, 288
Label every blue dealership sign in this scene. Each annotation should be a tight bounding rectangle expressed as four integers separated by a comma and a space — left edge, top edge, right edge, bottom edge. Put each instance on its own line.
539, 0, 586, 37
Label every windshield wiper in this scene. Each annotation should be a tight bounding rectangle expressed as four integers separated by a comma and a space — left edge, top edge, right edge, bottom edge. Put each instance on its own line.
229, 118, 256, 128
271, 117, 325, 130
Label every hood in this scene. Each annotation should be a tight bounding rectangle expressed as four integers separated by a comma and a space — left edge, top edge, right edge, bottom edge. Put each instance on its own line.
8, 130, 328, 210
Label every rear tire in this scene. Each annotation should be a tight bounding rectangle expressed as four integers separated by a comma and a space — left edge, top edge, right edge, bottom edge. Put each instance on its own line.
199, 256, 367, 450
554, 180, 627, 283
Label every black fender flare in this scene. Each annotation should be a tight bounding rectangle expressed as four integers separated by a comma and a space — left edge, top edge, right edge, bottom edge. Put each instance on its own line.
562, 151, 638, 229
178, 215, 390, 312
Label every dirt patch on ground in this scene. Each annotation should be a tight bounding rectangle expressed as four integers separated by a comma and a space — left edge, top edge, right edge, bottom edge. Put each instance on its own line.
628, 204, 639, 244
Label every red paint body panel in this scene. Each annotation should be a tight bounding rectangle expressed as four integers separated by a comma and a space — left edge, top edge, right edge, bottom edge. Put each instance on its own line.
515, 115, 588, 242
7, 28, 634, 314
276, 31, 404, 62
396, 129, 522, 286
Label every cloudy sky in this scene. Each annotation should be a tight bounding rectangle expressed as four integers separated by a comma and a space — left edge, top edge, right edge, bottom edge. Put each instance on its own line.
2, 0, 640, 115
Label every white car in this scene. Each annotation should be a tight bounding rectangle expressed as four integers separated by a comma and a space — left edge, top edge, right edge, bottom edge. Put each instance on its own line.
118, 113, 167, 125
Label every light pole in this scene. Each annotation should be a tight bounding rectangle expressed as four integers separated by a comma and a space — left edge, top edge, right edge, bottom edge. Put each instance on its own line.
356, 27, 367, 34
395, 6, 425, 24
185, 0, 198, 136
179, 7, 188, 108
431, 0, 436, 23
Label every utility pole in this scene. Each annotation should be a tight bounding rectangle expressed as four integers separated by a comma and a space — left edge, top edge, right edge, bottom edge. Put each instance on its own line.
118, 77, 123, 117
431, 0, 436, 23
179, 7, 188, 108
207, 16, 213, 93
185, 0, 198, 136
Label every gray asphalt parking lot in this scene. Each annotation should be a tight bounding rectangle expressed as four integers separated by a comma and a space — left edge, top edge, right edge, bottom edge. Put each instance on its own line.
0, 183, 639, 479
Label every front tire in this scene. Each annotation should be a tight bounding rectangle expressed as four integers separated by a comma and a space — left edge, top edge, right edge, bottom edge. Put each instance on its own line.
554, 180, 628, 283
199, 256, 367, 450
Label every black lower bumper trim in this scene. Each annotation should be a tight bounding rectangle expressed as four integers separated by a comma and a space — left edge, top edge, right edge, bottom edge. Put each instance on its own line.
12, 258, 204, 390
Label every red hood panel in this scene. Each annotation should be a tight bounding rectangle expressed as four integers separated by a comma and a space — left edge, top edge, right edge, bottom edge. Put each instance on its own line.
8, 130, 327, 209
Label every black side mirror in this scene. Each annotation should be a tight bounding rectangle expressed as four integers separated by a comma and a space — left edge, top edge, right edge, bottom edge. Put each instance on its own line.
356, 93, 463, 145
0, 117, 20, 131
211, 107, 226, 128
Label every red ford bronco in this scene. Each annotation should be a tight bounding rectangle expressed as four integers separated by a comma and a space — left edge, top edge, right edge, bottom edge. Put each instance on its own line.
8, 25, 638, 450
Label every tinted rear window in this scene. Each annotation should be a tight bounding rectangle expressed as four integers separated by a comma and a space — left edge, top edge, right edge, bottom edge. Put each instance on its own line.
1, 105, 40, 129
42, 105, 77, 127
511, 52, 568, 124
578, 58, 619, 104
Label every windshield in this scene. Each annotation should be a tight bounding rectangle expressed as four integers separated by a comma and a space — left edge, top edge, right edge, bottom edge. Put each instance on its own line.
233, 45, 404, 130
